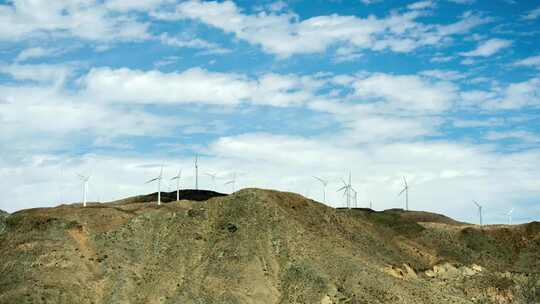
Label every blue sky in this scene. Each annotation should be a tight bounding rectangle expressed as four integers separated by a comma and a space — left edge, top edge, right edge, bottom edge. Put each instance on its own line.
0, 0, 539, 224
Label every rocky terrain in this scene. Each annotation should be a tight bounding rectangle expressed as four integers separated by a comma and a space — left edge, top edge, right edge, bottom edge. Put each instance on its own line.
0, 188, 538, 304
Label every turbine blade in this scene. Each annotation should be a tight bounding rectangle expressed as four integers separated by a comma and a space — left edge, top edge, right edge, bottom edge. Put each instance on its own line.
337, 186, 347, 192
403, 176, 407, 187
146, 177, 158, 184
398, 187, 406, 196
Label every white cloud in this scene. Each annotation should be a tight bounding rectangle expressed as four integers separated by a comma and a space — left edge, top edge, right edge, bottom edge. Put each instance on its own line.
15, 47, 60, 62
420, 69, 467, 81
430, 55, 454, 63
485, 130, 540, 143
104, 0, 167, 12
407, 1, 435, 10
82, 67, 324, 107
351, 73, 458, 112
459, 90, 498, 107
457, 77, 540, 110
153, 0, 490, 57
460, 38, 512, 57
0, 0, 150, 41
0, 63, 73, 85
159, 33, 231, 54
447, 0, 475, 4
522, 6, 540, 20
360, 0, 383, 4
514, 54, 540, 69
497, 78, 540, 109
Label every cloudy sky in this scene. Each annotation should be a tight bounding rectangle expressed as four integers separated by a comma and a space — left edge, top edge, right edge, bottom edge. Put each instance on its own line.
0, 0, 539, 224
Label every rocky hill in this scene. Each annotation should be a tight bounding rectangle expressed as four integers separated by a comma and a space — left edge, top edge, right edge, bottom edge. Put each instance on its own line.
0, 189, 538, 303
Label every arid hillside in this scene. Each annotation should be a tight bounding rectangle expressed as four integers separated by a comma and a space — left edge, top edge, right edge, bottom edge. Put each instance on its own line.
0, 189, 538, 304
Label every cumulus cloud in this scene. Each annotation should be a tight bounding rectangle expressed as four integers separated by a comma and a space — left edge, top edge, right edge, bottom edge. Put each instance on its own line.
81, 67, 325, 107
460, 38, 512, 57
0, 0, 150, 41
152, 0, 490, 57
457, 77, 540, 109
350, 73, 458, 112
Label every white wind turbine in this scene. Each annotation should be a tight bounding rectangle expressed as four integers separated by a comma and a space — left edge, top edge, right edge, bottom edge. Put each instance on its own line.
507, 208, 514, 225
473, 200, 483, 227
146, 165, 163, 205
398, 176, 409, 211
206, 172, 217, 190
350, 187, 358, 208
171, 169, 182, 201
195, 155, 199, 190
77, 173, 90, 207
224, 172, 237, 193
337, 171, 352, 208
313, 176, 329, 204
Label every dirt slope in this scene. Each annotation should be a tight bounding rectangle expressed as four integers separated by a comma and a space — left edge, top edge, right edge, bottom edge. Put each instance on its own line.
0, 189, 538, 304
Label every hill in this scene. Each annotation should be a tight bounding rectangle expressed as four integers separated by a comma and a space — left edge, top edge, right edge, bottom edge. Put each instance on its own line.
0, 189, 538, 303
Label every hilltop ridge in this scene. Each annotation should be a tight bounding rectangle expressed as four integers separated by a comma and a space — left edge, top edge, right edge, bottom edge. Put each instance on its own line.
0, 188, 538, 303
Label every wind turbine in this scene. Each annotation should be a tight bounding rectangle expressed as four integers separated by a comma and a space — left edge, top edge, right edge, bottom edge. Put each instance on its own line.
473, 200, 483, 227
313, 176, 328, 203
206, 172, 217, 190
507, 208, 514, 225
337, 171, 352, 208
398, 176, 409, 211
224, 172, 237, 193
77, 173, 90, 207
195, 155, 199, 190
146, 166, 163, 205
350, 187, 358, 208
171, 169, 182, 201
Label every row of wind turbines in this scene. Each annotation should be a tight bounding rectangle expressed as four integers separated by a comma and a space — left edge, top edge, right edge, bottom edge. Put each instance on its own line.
313, 172, 514, 227
75, 156, 517, 226
144, 155, 238, 206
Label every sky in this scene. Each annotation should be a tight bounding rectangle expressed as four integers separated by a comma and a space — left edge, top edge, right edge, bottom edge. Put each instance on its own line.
0, 0, 539, 224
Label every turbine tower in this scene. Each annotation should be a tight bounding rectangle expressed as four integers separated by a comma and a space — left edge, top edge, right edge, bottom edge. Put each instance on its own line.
398, 176, 409, 211
350, 187, 358, 208
337, 171, 352, 208
171, 169, 182, 201
77, 174, 90, 207
195, 155, 199, 190
473, 200, 483, 227
224, 172, 237, 193
146, 165, 163, 205
313, 176, 328, 203
206, 172, 217, 190
507, 208, 514, 225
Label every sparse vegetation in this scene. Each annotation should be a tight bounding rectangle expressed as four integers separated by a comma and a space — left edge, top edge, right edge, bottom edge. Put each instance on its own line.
0, 189, 538, 304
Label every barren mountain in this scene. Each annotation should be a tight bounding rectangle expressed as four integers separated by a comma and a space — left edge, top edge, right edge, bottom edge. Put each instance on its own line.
0, 189, 538, 303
